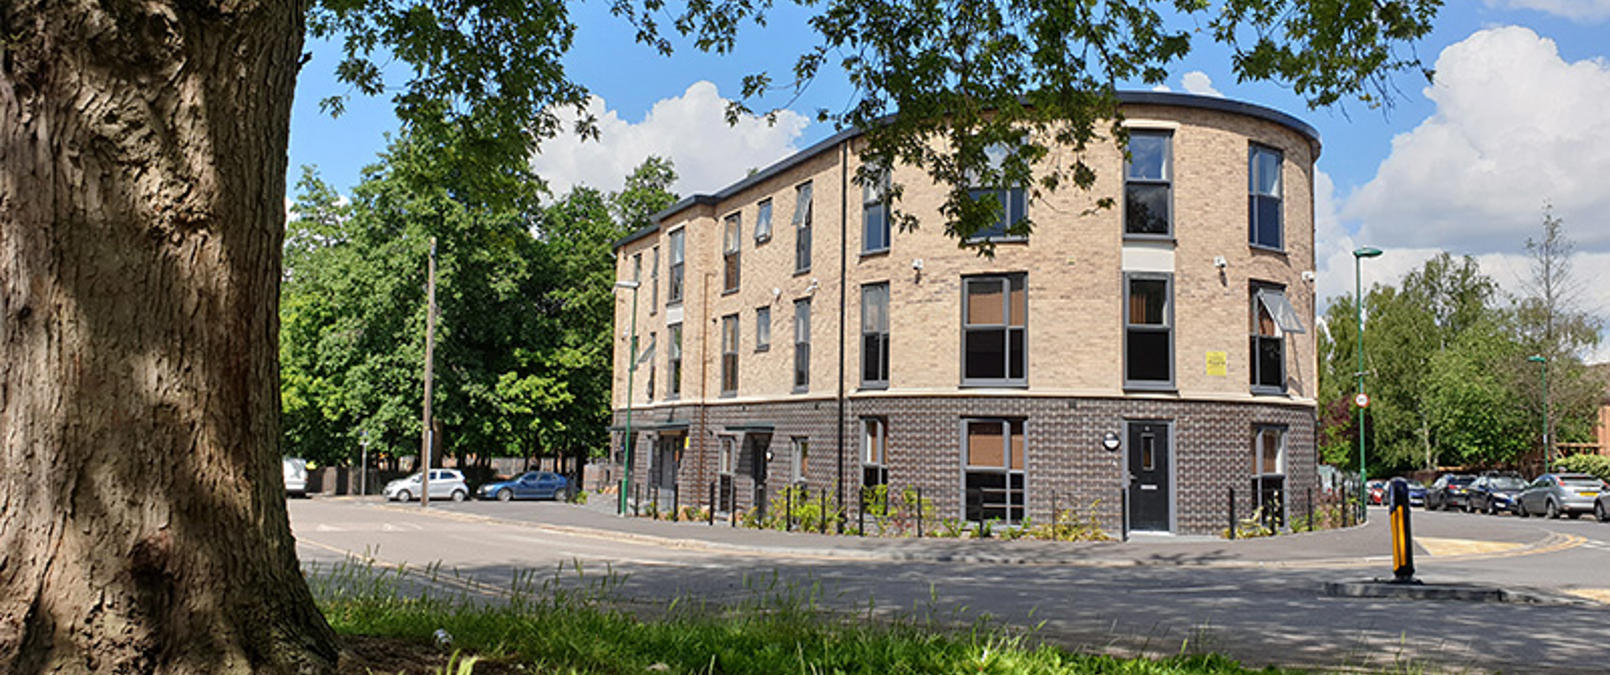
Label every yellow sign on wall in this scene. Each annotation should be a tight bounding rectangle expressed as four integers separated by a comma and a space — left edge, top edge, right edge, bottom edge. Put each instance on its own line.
1205, 351, 1228, 376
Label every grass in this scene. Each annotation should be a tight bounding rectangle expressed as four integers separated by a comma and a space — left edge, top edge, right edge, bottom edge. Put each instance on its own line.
309, 556, 1301, 674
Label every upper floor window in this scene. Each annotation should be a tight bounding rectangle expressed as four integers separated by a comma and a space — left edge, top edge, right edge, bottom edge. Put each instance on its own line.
755, 306, 771, 351
720, 314, 739, 395
1249, 145, 1283, 250
793, 298, 811, 391
755, 199, 773, 242
862, 169, 890, 254
962, 274, 1026, 386
1250, 284, 1305, 393
722, 213, 741, 293
667, 323, 683, 398
793, 182, 813, 273
861, 283, 890, 388
667, 229, 685, 304
1124, 273, 1173, 389
967, 187, 1028, 241
632, 252, 642, 283
649, 245, 659, 312
1124, 131, 1172, 236
644, 331, 656, 400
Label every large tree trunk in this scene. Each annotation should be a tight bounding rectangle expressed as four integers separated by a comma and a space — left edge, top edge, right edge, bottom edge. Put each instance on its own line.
0, 1, 338, 672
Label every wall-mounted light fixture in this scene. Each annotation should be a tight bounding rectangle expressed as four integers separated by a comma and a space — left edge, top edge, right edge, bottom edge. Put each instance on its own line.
1102, 432, 1121, 452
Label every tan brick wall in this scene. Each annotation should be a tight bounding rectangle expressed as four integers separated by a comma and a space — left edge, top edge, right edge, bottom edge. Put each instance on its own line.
615, 99, 1317, 411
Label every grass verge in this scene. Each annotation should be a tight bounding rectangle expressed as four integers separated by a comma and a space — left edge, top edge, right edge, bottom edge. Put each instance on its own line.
310, 557, 1298, 674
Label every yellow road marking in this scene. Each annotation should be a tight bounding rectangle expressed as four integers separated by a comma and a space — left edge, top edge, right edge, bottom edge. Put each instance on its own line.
1415, 537, 1528, 557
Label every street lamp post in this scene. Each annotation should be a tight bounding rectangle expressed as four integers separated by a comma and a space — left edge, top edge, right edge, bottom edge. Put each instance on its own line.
1529, 355, 1550, 474
615, 280, 641, 517
1353, 246, 1382, 523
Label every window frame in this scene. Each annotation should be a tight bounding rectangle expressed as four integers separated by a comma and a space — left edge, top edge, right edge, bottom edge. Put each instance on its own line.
861, 417, 888, 492
1249, 281, 1288, 395
793, 182, 813, 274
645, 330, 655, 401
667, 323, 682, 399
722, 213, 741, 294
861, 168, 891, 255
965, 186, 1029, 243
793, 298, 811, 392
755, 306, 771, 352
755, 198, 774, 243
960, 273, 1028, 388
1248, 143, 1284, 251
961, 418, 1027, 525
649, 245, 659, 312
1123, 272, 1175, 391
790, 436, 809, 485
667, 228, 685, 305
1252, 424, 1288, 528
861, 282, 890, 389
720, 314, 739, 396
1123, 130, 1174, 239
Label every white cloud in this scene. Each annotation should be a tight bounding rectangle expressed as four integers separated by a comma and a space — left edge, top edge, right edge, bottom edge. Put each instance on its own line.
1342, 26, 1610, 254
1485, 0, 1610, 22
1181, 71, 1223, 97
530, 81, 810, 197
1151, 83, 1172, 93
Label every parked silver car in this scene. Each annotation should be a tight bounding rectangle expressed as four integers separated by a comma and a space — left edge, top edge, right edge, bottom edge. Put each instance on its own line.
1515, 473, 1606, 519
383, 469, 469, 502
283, 457, 308, 498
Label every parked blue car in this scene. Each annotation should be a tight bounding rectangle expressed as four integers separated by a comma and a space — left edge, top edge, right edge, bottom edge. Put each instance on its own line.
477, 471, 569, 501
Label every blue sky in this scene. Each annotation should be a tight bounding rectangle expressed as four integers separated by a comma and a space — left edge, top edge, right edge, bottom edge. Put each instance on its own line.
288, 0, 1610, 361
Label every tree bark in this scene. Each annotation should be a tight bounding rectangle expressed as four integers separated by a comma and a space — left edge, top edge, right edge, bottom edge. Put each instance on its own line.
1, 0, 338, 672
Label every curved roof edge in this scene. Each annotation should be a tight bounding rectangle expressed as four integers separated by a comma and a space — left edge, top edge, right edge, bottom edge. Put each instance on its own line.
615, 91, 1320, 251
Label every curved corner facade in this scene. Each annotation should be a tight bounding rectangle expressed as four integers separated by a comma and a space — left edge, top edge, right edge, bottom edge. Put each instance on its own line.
608, 92, 1319, 535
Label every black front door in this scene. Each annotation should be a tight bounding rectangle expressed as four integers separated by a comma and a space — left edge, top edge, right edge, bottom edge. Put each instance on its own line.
1127, 420, 1172, 532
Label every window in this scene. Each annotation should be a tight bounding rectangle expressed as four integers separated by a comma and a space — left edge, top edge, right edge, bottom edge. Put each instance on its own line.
793, 182, 813, 273
1250, 284, 1305, 393
720, 314, 738, 395
967, 187, 1028, 240
861, 418, 888, 491
649, 245, 660, 311
1124, 131, 1172, 236
861, 283, 890, 388
645, 331, 656, 400
1249, 145, 1283, 249
790, 437, 809, 484
962, 274, 1026, 386
862, 168, 890, 253
1252, 426, 1286, 528
755, 306, 771, 351
722, 213, 741, 293
1124, 273, 1173, 388
755, 199, 773, 242
667, 323, 682, 398
632, 252, 642, 283
717, 435, 736, 511
668, 229, 685, 304
964, 419, 1025, 525
793, 299, 811, 390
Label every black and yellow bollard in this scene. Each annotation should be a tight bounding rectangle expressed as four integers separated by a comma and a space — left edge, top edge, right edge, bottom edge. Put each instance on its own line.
1388, 479, 1419, 584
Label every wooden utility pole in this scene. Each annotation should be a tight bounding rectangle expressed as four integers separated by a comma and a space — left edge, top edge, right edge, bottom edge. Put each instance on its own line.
422, 237, 437, 507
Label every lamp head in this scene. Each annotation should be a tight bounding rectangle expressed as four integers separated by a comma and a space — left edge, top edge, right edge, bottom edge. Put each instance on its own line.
1528, 355, 1547, 363
614, 280, 641, 290
1352, 246, 1383, 259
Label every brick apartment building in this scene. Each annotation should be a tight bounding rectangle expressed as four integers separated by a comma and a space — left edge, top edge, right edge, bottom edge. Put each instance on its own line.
609, 91, 1320, 535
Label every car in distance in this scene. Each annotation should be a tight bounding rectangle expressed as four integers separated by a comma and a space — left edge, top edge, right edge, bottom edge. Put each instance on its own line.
283, 457, 309, 498
1400, 479, 1427, 507
1367, 480, 1387, 506
1515, 473, 1606, 519
1425, 474, 1475, 511
477, 471, 569, 501
383, 469, 469, 502
1466, 474, 1527, 514
1597, 492, 1610, 522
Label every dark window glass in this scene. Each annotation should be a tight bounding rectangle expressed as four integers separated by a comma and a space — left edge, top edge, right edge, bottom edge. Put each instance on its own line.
962, 275, 1026, 385
793, 182, 813, 271
1124, 274, 1172, 387
1249, 145, 1283, 248
668, 229, 685, 303
861, 283, 890, 386
720, 315, 738, 394
794, 299, 811, 389
863, 170, 890, 253
1124, 131, 1172, 235
964, 419, 1025, 524
722, 213, 740, 292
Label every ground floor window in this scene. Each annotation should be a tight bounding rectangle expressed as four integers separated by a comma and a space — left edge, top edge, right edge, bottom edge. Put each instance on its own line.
718, 435, 736, 512
860, 418, 888, 503
964, 418, 1025, 524
1252, 425, 1286, 528
790, 437, 809, 485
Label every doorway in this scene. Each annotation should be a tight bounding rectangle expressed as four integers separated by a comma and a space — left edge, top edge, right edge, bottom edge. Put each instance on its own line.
1126, 420, 1173, 532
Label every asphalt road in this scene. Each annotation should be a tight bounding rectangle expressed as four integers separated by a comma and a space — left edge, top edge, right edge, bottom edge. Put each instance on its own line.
291, 499, 1610, 672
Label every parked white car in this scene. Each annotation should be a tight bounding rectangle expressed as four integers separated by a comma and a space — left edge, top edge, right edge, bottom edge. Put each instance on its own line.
283, 457, 308, 498
383, 469, 468, 502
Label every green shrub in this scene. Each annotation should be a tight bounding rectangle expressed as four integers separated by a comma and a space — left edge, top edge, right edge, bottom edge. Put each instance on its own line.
1558, 454, 1610, 482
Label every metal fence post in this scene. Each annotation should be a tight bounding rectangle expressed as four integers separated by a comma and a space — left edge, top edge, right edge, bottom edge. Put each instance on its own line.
1228, 486, 1236, 540
785, 487, 793, 532
857, 486, 865, 536
1120, 487, 1128, 542
819, 487, 828, 533
707, 481, 715, 526
915, 486, 924, 538
1306, 487, 1313, 530
633, 484, 640, 517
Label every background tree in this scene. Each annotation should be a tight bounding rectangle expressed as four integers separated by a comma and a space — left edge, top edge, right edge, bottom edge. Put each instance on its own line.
1513, 207, 1604, 465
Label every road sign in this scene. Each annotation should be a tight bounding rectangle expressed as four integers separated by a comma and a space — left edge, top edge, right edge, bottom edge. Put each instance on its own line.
1355, 392, 1371, 408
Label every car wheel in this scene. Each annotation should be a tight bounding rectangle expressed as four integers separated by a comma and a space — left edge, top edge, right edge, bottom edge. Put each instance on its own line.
1486, 500, 1497, 516
451, 489, 466, 502
497, 488, 513, 502
1461, 499, 1471, 513
1515, 501, 1527, 518
1546, 499, 1561, 519
1595, 501, 1609, 523
397, 490, 413, 502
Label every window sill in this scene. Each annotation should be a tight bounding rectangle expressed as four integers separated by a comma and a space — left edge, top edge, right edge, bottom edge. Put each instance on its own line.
858, 382, 889, 392
959, 381, 1029, 389
720, 391, 736, 399
1250, 386, 1289, 397
756, 344, 769, 352
1123, 233, 1176, 244
1123, 382, 1178, 393
793, 268, 811, 277
859, 247, 890, 259
721, 288, 739, 297
1248, 243, 1286, 255
668, 300, 684, 308
755, 235, 771, 245
965, 235, 1029, 245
